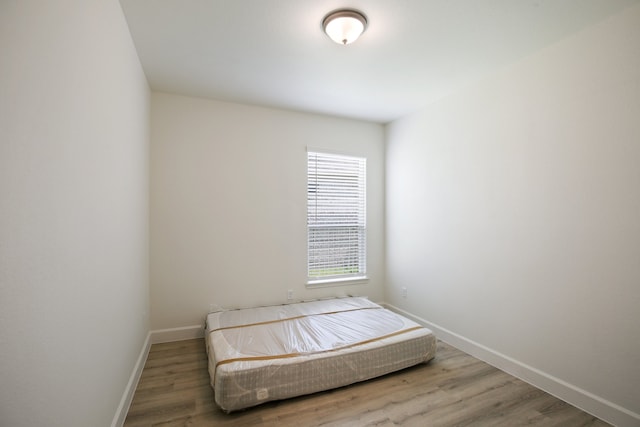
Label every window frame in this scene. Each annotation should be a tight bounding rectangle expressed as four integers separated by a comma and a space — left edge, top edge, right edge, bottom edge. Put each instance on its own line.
306, 148, 368, 287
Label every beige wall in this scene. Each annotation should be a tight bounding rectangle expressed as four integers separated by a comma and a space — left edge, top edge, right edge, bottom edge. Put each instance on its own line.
385, 5, 640, 426
150, 93, 385, 329
0, 1, 150, 426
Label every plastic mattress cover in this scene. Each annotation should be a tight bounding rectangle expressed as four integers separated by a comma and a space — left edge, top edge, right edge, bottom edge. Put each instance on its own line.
206, 297, 426, 372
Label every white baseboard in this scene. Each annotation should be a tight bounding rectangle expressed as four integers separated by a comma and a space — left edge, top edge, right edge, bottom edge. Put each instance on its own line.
383, 303, 640, 427
110, 325, 205, 426
150, 324, 204, 344
111, 332, 151, 427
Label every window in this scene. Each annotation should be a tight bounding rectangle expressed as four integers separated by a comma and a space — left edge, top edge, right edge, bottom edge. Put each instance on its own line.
307, 150, 366, 284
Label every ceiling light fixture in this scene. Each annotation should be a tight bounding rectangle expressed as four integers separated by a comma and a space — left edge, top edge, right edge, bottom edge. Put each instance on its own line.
322, 9, 368, 45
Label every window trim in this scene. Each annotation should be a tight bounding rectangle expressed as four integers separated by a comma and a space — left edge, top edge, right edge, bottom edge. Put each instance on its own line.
306, 275, 369, 288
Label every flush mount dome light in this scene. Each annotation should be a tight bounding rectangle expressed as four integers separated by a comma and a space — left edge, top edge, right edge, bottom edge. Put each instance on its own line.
323, 9, 368, 45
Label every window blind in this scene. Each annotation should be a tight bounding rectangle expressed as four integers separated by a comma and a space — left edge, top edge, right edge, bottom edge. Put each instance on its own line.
307, 151, 366, 281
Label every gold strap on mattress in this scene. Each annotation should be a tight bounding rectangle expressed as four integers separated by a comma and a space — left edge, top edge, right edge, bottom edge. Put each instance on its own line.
214, 325, 425, 370
208, 306, 383, 334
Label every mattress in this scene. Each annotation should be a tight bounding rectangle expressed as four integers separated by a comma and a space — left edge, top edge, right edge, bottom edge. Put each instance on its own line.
205, 297, 436, 412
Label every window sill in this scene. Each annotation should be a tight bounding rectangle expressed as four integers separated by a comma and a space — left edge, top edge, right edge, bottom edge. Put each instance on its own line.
306, 276, 369, 288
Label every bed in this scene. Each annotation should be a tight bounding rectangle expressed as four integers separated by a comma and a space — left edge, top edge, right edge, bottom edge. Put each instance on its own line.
205, 296, 436, 412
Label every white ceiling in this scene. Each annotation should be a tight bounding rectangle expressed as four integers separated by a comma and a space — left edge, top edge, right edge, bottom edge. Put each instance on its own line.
120, 0, 638, 123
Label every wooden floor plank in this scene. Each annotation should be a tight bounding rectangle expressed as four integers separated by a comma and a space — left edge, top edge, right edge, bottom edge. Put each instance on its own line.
124, 339, 610, 427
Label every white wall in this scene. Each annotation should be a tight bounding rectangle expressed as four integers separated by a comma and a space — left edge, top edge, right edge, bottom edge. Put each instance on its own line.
0, 2, 149, 426
150, 93, 385, 330
385, 5, 640, 426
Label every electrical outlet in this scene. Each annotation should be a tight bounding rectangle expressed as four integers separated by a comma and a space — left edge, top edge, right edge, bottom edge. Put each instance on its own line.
287, 290, 293, 300
401, 287, 407, 298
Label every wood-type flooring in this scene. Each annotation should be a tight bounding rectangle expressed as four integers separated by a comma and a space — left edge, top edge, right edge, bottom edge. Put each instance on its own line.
124, 338, 610, 426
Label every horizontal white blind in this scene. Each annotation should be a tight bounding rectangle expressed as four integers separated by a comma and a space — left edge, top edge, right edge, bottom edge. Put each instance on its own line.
307, 151, 366, 280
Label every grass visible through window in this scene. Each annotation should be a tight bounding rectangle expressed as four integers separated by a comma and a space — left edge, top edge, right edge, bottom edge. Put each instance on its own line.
308, 266, 360, 277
